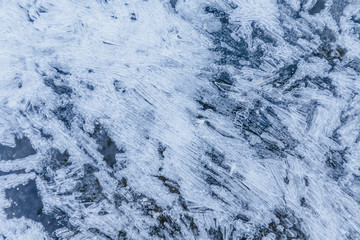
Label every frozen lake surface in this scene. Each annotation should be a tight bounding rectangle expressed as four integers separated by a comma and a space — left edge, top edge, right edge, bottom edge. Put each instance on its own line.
1, 0, 360, 239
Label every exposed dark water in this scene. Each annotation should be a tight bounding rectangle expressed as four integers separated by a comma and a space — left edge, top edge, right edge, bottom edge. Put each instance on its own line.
0, 136, 36, 160
5, 180, 64, 234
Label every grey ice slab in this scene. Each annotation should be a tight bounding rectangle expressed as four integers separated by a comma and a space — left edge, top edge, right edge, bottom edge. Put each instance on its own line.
308, 0, 326, 15
0, 136, 36, 160
4, 180, 64, 234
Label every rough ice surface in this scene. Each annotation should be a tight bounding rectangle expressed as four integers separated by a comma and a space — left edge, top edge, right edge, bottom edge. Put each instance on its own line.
1, 0, 360, 239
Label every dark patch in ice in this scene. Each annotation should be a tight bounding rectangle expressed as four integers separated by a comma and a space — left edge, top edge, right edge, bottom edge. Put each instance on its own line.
91, 123, 124, 168
326, 148, 348, 180
314, 44, 346, 66
330, 1, 348, 24
272, 63, 298, 88
297, 100, 318, 130
205, 6, 251, 66
196, 99, 216, 111
239, 103, 297, 158
251, 208, 308, 239
53, 103, 75, 129
203, 165, 231, 193
205, 121, 235, 139
0, 136, 36, 160
341, 174, 360, 205
156, 175, 181, 195
277, 0, 302, 19
44, 78, 73, 96
317, 26, 336, 43
38, 6, 48, 13
261, 94, 289, 107
206, 148, 230, 171
308, 0, 326, 15
213, 71, 234, 92
284, 76, 336, 95
211, 191, 229, 205
114, 184, 163, 216
284, 176, 289, 184
251, 21, 276, 45
130, 13, 136, 21
87, 84, 94, 90
47, 148, 71, 171
237, 107, 270, 137
351, 15, 360, 24
27, 15, 35, 23
281, 22, 303, 45
205, 6, 229, 24
213, 27, 249, 66
300, 197, 307, 207
113, 80, 126, 93
304, 100, 318, 130
195, 93, 240, 118
345, 58, 360, 73
304, 177, 310, 186
158, 143, 166, 158
51, 65, 71, 75
98, 210, 108, 216
119, 177, 128, 188
207, 226, 224, 240
309, 76, 336, 94
180, 214, 199, 236
89, 228, 113, 239
215, 72, 233, 86
205, 5, 284, 70
333, 111, 349, 142
0, 169, 26, 176
39, 129, 52, 139
115, 191, 163, 215
118, 230, 127, 240
4, 180, 64, 234
75, 164, 104, 204
235, 213, 250, 223
102, 41, 115, 45
170, 0, 177, 8
24, 102, 42, 114
26, 11, 35, 23
250, 45, 266, 68
139, 197, 163, 215
150, 214, 182, 239
234, 104, 250, 125
178, 195, 189, 211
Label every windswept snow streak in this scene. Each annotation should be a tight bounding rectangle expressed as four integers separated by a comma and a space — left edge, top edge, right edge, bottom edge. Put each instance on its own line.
1, 0, 360, 239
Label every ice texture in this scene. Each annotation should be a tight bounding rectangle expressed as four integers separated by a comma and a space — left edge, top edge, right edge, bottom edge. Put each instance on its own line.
1, 0, 360, 239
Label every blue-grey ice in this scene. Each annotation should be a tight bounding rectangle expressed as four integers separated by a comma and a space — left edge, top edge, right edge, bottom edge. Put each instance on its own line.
1, 0, 360, 239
